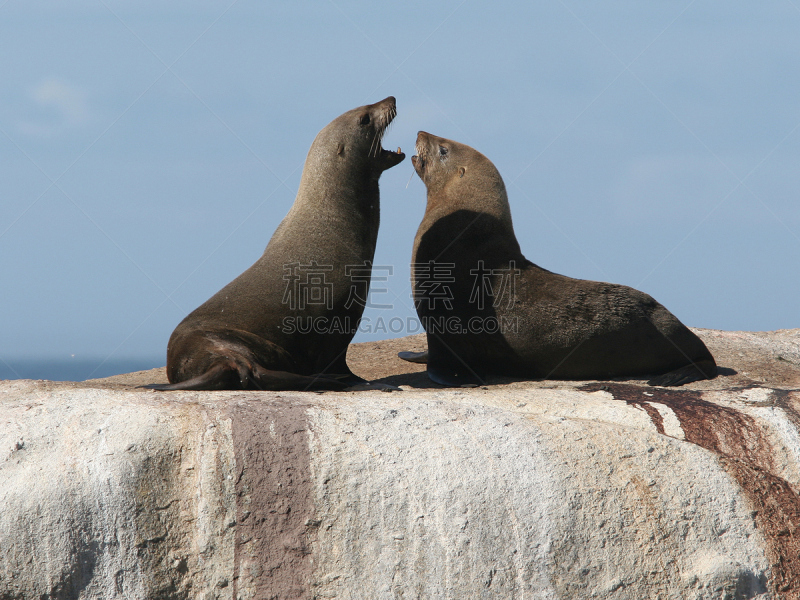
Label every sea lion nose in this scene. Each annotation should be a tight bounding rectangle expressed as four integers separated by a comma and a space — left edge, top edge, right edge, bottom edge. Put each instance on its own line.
375, 96, 396, 108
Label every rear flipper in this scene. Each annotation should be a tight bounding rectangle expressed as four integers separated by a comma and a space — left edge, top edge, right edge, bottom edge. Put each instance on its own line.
647, 359, 718, 387
146, 360, 400, 392
145, 358, 355, 392
398, 351, 429, 364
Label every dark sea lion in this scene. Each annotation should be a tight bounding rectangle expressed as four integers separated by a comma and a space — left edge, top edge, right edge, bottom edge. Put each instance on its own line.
156, 97, 405, 391
399, 131, 717, 387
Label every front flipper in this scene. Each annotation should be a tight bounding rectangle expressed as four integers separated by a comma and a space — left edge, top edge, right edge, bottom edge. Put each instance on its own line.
647, 359, 718, 387
344, 382, 401, 392
419, 334, 488, 387
398, 351, 429, 364
427, 361, 485, 387
322, 372, 401, 392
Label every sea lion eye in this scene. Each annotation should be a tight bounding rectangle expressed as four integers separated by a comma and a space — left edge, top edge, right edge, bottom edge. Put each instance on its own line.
439, 146, 448, 156
360, 114, 371, 125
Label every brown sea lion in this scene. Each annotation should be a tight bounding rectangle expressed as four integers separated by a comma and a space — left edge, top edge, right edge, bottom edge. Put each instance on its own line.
155, 97, 405, 391
399, 131, 717, 387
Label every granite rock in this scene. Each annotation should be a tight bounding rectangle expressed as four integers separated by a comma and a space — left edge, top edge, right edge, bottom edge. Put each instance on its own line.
1, 329, 799, 599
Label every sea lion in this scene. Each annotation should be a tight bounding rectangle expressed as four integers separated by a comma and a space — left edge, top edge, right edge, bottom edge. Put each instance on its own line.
399, 131, 717, 387
156, 97, 405, 391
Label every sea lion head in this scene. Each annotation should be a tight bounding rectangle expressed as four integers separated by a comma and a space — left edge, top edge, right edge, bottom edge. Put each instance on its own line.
412, 131, 510, 221
309, 96, 405, 178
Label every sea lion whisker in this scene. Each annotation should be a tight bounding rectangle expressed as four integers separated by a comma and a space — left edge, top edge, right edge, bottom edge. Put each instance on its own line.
368, 130, 378, 157
371, 131, 381, 157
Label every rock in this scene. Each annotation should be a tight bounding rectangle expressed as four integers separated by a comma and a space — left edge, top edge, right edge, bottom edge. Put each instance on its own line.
0, 329, 799, 599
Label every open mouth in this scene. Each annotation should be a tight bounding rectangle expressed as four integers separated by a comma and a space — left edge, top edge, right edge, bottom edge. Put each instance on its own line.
382, 146, 404, 158
408, 132, 437, 181
411, 138, 427, 173
373, 105, 404, 161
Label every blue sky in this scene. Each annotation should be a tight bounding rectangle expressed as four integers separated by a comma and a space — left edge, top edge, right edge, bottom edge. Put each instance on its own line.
1, 1, 799, 375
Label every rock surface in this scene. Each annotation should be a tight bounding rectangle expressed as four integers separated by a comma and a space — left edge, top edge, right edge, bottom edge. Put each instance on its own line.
1, 328, 799, 599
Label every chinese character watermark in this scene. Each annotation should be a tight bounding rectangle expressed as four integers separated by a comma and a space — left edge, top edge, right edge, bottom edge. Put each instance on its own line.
345, 262, 393, 309
282, 261, 334, 310
279, 260, 521, 335
412, 261, 455, 309
469, 260, 520, 309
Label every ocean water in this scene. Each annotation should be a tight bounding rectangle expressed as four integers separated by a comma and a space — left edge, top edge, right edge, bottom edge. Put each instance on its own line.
0, 358, 165, 382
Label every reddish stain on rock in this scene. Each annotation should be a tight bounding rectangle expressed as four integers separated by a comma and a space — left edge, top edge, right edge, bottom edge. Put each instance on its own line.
584, 383, 800, 599
774, 389, 800, 435
228, 398, 315, 600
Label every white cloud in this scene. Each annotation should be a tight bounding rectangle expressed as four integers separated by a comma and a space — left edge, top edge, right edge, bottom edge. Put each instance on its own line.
18, 77, 91, 136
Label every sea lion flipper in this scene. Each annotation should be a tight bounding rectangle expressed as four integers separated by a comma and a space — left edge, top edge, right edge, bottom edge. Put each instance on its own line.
426, 362, 485, 387
398, 351, 429, 364
647, 359, 718, 387
147, 367, 399, 393
247, 365, 353, 391
344, 382, 402, 392
317, 372, 402, 392
149, 357, 353, 392
143, 361, 241, 391
142, 382, 186, 391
